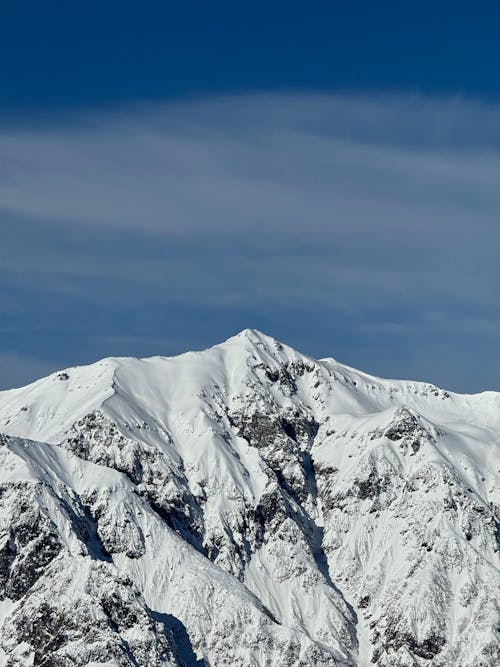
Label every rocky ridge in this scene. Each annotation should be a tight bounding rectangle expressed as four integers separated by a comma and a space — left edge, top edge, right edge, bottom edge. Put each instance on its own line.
0, 329, 498, 666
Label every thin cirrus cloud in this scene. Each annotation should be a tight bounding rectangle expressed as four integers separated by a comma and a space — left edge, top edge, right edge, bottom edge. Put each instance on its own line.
1, 93, 499, 391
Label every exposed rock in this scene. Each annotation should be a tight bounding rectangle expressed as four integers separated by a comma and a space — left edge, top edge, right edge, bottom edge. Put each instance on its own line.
0, 330, 497, 667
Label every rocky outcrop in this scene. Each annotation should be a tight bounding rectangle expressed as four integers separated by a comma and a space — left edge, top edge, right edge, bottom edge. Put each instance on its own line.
0, 330, 497, 666
1, 556, 181, 666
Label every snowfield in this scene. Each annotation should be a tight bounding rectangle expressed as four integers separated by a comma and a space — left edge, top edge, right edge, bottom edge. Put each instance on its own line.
0, 329, 498, 666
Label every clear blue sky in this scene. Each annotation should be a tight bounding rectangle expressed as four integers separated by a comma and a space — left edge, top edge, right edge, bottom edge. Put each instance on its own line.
2, 2, 500, 108
2, 1, 500, 391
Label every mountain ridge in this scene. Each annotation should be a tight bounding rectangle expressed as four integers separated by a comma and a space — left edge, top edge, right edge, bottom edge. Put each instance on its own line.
5, 326, 500, 392
0, 330, 498, 666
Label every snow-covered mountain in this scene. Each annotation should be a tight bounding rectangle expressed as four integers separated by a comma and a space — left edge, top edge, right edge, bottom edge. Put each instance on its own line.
0, 329, 498, 666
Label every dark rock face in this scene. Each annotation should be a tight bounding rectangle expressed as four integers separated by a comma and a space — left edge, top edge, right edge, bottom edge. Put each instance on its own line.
233, 412, 319, 451
380, 627, 446, 662
223, 408, 326, 569
232, 410, 319, 504
255, 360, 316, 397
354, 472, 390, 501
383, 409, 421, 442
0, 483, 62, 601
253, 489, 291, 550
375, 407, 435, 457
80, 489, 145, 559
319, 464, 392, 513
63, 411, 205, 554
2, 557, 180, 667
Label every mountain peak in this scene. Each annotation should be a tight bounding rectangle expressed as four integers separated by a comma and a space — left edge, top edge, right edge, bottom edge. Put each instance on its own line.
223, 327, 284, 349
0, 332, 498, 666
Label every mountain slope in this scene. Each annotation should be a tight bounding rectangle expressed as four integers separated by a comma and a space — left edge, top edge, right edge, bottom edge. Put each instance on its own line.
0, 329, 498, 666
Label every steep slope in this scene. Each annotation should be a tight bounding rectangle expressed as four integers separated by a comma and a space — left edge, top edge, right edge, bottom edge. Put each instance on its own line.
0, 329, 498, 666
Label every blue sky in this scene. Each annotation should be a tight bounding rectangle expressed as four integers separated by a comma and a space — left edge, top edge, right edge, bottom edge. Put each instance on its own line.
1, 2, 500, 391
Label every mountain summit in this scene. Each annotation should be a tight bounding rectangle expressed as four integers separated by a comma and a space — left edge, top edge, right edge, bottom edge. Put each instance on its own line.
0, 331, 498, 666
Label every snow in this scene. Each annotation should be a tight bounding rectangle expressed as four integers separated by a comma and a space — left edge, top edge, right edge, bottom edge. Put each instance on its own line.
0, 329, 498, 666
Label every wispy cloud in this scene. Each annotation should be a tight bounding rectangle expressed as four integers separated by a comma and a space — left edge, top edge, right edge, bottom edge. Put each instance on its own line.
1, 93, 499, 390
